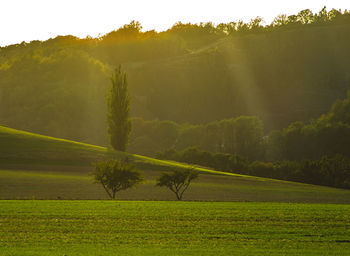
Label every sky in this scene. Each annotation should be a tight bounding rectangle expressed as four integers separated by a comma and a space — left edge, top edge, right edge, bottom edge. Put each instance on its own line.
1, 0, 349, 47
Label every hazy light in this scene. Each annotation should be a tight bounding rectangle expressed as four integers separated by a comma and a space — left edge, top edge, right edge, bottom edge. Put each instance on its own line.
1, 0, 348, 46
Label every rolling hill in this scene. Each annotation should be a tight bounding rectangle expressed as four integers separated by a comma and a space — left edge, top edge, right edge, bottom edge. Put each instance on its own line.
1, 125, 350, 203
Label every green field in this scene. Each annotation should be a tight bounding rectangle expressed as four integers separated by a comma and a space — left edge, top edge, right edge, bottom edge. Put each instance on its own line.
1, 201, 350, 256
1, 126, 350, 202
1, 127, 350, 255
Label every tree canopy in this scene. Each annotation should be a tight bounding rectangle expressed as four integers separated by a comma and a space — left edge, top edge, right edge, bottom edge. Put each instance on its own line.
156, 168, 199, 200
91, 159, 143, 199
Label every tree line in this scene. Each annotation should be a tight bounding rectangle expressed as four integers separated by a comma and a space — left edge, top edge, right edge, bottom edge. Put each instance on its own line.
129, 116, 264, 160
156, 147, 350, 189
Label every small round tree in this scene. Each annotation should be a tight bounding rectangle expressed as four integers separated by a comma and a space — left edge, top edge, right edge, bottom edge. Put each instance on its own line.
91, 159, 142, 199
156, 168, 199, 200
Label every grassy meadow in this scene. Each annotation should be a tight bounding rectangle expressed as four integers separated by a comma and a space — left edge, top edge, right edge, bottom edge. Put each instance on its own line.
1, 201, 350, 256
1, 125, 350, 202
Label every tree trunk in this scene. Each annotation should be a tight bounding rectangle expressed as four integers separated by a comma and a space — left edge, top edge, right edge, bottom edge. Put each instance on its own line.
176, 192, 181, 200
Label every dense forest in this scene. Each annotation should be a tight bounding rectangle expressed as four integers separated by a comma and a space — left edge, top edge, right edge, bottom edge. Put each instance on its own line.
1, 8, 350, 165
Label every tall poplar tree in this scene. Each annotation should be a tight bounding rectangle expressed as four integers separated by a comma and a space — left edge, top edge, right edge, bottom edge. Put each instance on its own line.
107, 66, 131, 151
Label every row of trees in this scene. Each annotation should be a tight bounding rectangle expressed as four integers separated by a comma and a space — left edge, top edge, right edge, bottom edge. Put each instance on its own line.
169, 7, 350, 37
156, 147, 350, 189
129, 116, 264, 159
157, 147, 249, 174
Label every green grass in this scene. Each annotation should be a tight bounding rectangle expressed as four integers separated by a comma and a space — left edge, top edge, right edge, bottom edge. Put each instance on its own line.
1, 168, 350, 203
1, 200, 350, 256
1, 125, 350, 202
0, 125, 262, 177
0, 125, 117, 166
0, 125, 299, 178
0, 125, 243, 175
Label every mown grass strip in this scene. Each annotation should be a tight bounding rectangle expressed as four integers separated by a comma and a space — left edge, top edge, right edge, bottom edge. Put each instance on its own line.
1, 201, 350, 256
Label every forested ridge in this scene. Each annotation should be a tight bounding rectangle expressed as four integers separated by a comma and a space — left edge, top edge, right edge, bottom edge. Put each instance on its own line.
1, 7, 350, 162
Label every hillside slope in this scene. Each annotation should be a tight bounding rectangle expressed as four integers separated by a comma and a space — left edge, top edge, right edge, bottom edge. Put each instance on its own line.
1, 125, 350, 202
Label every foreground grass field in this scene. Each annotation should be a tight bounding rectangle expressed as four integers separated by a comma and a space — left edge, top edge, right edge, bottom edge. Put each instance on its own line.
1, 201, 350, 256
1, 125, 350, 202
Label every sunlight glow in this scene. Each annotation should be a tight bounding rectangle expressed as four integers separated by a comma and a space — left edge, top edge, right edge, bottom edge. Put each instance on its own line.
1, 0, 349, 46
